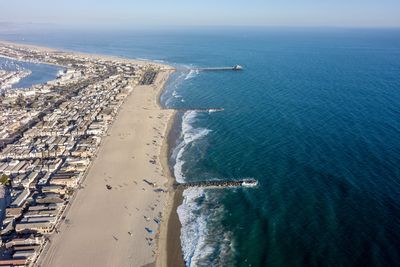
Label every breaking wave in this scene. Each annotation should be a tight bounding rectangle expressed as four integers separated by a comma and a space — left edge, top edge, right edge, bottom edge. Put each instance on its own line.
177, 188, 236, 267
172, 90, 182, 99
171, 111, 235, 266
184, 69, 199, 80
173, 111, 211, 183
163, 64, 234, 267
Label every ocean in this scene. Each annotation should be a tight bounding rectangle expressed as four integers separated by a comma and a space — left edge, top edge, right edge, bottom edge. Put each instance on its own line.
1, 27, 400, 267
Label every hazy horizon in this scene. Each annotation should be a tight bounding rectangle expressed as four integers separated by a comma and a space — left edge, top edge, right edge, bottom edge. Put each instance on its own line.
1, 0, 400, 28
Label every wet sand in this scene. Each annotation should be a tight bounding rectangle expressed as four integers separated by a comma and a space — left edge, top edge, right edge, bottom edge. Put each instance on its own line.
165, 189, 184, 267
156, 113, 185, 267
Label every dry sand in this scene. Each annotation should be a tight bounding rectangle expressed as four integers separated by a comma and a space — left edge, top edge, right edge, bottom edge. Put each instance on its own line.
38, 69, 178, 267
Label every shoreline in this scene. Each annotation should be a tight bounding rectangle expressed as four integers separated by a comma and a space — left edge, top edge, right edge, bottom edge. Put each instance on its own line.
155, 64, 185, 267
166, 188, 185, 267
156, 112, 185, 267
0, 40, 184, 266
155, 66, 185, 267
38, 67, 176, 266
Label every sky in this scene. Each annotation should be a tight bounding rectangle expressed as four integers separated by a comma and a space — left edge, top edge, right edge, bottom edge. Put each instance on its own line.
0, 0, 399, 28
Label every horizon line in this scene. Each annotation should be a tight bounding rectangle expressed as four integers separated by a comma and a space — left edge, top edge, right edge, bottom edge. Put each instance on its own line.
1, 21, 400, 31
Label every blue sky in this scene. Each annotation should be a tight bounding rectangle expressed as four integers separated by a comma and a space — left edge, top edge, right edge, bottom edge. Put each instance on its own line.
0, 0, 399, 28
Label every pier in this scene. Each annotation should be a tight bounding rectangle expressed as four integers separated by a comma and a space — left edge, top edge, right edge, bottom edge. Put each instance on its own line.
173, 178, 258, 190
194, 65, 243, 71
173, 108, 224, 112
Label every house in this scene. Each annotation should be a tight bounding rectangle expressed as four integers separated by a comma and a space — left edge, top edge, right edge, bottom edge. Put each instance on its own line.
10, 189, 30, 208
41, 185, 66, 195
15, 216, 57, 234
15, 222, 54, 234
49, 171, 80, 187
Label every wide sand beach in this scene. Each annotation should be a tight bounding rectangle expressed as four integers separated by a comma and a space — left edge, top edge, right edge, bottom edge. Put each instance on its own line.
37, 65, 181, 266
0, 40, 184, 266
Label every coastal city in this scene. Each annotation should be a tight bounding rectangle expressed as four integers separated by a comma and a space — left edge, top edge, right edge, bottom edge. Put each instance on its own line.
1, 1, 399, 267
0, 43, 161, 266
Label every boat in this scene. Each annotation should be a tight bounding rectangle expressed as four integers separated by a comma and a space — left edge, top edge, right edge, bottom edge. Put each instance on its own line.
241, 178, 258, 187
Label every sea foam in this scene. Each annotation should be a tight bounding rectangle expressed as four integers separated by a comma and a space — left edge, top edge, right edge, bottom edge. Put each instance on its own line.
184, 69, 199, 80
173, 111, 211, 183
173, 110, 235, 266
177, 188, 236, 267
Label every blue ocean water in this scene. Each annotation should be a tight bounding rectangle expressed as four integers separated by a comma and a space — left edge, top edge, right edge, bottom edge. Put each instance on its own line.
1, 27, 400, 267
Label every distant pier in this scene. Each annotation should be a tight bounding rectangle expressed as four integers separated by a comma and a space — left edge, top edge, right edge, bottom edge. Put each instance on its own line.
174, 178, 258, 190
194, 65, 243, 71
174, 108, 224, 112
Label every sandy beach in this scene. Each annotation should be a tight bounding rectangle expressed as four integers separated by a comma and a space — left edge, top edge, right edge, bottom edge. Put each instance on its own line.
37, 67, 179, 266
0, 40, 184, 266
